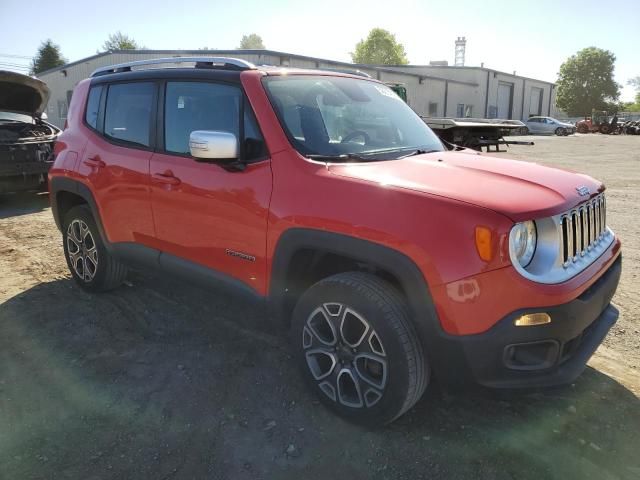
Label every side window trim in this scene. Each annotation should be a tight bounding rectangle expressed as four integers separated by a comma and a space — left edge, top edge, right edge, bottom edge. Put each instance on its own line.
243, 96, 269, 163
156, 79, 166, 153
239, 89, 246, 160
96, 84, 107, 133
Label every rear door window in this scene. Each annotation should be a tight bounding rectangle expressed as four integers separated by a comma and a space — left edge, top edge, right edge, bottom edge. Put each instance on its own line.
104, 82, 154, 147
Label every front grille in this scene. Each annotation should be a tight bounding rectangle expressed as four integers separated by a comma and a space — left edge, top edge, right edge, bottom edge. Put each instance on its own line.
560, 194, 606, 266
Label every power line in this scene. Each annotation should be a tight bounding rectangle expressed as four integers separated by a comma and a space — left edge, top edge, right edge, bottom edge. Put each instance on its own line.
0, 63, 31, 71
0, 60, 30, 67
0, 61, 31, 68
0, 53, 32, 60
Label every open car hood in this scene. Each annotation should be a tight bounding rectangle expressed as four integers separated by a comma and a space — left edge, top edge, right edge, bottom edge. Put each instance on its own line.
0, 70, 50, 118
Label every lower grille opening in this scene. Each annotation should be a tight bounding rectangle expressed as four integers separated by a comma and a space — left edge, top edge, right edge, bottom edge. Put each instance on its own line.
504, 340, 559, 371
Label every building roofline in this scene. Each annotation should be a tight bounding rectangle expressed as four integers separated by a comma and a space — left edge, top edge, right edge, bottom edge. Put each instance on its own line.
380, 64, 556, 86
37, 51, 113, 77
36, 49, 479, 86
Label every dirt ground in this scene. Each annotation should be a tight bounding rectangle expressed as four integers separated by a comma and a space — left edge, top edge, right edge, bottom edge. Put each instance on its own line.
0, 134, 639, 480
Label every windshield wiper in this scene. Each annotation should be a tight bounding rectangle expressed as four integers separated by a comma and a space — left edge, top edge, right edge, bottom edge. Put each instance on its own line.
306, 153, 375, 162
395, 149, 440, 159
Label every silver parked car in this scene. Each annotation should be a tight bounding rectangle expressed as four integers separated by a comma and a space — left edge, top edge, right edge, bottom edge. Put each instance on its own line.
525, 116, 576, 136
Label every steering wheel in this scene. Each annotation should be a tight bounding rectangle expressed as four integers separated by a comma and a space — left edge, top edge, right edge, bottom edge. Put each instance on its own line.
341, 130, 370, 145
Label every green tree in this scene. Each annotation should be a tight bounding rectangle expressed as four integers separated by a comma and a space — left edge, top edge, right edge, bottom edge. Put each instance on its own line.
30, 39, 66, 74
350, 28, 408, 65
102, 31, 143, 51
627, 76, 640, 110
556, 47, 620, 116
238, 34, 265, 49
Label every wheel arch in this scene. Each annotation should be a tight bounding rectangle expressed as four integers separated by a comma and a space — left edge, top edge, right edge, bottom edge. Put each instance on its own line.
49, 177, 111, 251
268, 228, 443, 344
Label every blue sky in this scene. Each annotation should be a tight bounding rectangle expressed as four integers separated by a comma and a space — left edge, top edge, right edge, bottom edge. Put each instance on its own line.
1, 0, 638, 100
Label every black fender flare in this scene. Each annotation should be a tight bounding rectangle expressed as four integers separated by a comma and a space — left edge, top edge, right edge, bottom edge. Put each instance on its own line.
269, 228, 474, 385
268, 228, 454, 360
49, 176, 112, 252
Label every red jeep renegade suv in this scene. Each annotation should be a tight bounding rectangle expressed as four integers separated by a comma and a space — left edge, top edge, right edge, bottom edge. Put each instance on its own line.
49, 57, 622, 425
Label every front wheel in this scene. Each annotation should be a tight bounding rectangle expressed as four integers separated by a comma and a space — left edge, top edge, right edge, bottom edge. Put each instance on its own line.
292, 272, 429, 426
555, 127, 565, 136
62, 205, 128, 292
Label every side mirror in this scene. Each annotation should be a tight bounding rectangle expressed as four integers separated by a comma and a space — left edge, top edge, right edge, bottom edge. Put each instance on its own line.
189, 130, 238, 160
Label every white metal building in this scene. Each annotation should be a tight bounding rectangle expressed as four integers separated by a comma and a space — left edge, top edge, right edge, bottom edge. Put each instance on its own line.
37, 49, 557, 128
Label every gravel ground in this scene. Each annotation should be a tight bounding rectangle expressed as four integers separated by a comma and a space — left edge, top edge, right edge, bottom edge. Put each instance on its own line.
0, 133, 639, 480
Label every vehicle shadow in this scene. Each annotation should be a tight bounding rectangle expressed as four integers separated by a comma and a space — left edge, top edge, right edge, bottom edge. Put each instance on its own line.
0, 191, 50, 219
1, 274, 638, 480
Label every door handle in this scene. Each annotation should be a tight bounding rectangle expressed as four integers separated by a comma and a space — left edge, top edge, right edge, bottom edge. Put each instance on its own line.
152, 172, 181, 186
83, 156, 105, 168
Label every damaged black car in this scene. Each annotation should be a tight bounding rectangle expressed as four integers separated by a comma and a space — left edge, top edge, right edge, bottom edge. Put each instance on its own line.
0, 70, 60, 194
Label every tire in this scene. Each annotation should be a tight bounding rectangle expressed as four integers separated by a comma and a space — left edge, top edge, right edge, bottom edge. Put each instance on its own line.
599, 124, 611, 134
62, 205, 128, 292
555, 127, 564, 136
291, 271, 429, 426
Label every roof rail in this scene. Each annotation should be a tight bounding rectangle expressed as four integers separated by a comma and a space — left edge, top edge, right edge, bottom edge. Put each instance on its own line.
314, 67, 372, 78
90, 56, 257, 77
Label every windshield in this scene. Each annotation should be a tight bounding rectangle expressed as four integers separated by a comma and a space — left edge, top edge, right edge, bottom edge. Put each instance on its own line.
0, 111, 34, 123
263, 75, 444, 159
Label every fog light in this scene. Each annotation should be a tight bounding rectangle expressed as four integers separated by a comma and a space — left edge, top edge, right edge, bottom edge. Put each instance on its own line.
514, 313, 551, 327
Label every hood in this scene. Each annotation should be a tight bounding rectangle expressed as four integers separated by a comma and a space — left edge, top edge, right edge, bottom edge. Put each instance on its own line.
328, 151, 603, 221
0, 70, 50, 117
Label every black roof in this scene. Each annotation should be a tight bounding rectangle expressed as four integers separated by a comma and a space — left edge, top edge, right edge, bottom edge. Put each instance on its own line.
90, 67, 244, 85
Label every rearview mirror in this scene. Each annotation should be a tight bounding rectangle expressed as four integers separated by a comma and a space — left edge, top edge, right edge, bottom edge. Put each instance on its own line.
189, 130, 238, 160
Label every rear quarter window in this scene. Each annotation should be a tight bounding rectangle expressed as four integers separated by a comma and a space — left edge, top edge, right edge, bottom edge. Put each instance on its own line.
85, 85, 103, 129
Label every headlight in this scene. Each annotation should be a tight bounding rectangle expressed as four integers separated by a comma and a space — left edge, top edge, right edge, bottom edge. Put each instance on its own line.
509, 221, 537, 268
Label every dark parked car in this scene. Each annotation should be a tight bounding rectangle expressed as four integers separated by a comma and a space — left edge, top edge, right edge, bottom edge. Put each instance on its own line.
0, 71, 60, 194
499, 119, 529, 135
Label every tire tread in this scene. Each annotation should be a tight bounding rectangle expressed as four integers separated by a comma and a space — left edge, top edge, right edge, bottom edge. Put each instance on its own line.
303, 271, 429, 424
63, 205, 128, 292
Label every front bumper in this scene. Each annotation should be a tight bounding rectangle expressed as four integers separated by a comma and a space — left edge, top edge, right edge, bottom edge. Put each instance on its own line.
435, 255, 621, 389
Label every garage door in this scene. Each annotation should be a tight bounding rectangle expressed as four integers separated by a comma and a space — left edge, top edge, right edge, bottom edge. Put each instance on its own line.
529, 87, 543, 117
497, 82, 513, 119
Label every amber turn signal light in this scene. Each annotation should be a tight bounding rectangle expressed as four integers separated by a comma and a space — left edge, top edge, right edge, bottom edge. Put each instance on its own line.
475, 226, 493, 261
514, 313, 551, 327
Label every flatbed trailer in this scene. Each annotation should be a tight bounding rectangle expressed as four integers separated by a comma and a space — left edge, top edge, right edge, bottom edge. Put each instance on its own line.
422, 117, 534, 152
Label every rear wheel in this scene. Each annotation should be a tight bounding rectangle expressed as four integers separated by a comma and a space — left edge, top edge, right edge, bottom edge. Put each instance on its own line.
599, 124, 611, 134
62, 205, 127, 292
292, 272, 429, 426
